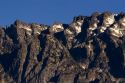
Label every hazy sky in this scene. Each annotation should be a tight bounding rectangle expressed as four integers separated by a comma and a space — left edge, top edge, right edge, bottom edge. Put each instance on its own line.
0, 0, 125, 26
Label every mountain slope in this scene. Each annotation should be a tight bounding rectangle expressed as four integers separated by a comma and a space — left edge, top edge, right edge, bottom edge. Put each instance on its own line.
0, 12, 125, 83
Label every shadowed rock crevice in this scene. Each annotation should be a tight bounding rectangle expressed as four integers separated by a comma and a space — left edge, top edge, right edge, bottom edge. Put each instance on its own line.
0, 48, 18, 72
70, 47, 87, 62
106, 45, 125, 77
21, 44, 31, 83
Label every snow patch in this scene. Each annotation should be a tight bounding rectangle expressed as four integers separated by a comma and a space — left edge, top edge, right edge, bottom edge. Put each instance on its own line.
121, 22, 125, 26
18, 25, 32, 35
109, 28, 123, 37
99, 26, 107, 33
26, 31, 32, 35
81, 64, 86, 70
51, 24, 64, 33
25, 28, 32, 32
89, 27, 96, 31
113, 23, 118, 28
40, 26, 48, 31
113, 13, 118, 16
18, 25, 32, 32
81, 65, 86, 69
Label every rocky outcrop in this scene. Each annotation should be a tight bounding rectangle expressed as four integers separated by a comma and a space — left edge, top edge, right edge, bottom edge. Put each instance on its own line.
0, 12, 125, 83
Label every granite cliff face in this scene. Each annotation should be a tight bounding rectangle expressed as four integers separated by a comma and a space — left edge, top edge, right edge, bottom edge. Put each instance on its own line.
0, 12, 125, 83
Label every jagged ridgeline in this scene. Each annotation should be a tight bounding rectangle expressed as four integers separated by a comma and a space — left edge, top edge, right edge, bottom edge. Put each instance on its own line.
0, 12, 125, 83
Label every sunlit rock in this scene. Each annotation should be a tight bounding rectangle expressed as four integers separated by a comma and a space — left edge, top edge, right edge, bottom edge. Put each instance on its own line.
103, 13, 115, 27
109, 26, 123, 37
65, 29, 73, 35
119, 16, 125, 27
99, 26, 107, 33
0, 12, 125, 83
31, 23, 48, 35
70, 20, 83, 34
50, 23, 64, 33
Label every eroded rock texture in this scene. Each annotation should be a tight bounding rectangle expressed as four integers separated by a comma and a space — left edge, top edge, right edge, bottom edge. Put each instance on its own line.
0, 12, 125, 83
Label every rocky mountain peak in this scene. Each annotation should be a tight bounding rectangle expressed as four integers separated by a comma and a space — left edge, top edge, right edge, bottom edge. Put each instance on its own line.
0, 12, 125, 83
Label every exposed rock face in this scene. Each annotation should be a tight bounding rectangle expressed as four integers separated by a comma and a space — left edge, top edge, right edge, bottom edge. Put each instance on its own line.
0, 12, 125, 83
